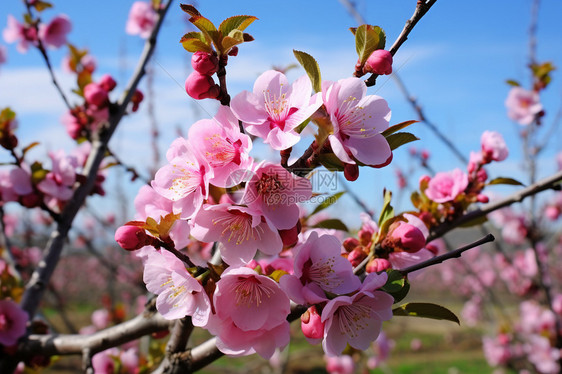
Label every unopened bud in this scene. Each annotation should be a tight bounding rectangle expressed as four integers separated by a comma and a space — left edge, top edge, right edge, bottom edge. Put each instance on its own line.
191, 51, 219, 75
343, 163, 359, 181
392, 222, 425, 253
99, 74, 117, 92
115, 225, 151, 251
343, 237, 360, 252
83, 83, 108, 107
185, 72, 220, 100
364, 49, 393, 75
301, 306, 324, 340
366, 258, 391, 273
347, 247, 367, 267
476, 194, 489, 203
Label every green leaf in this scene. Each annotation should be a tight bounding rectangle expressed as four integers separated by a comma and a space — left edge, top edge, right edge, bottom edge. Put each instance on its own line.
218, 15, 258, 36
180, 31, 212, 53
382, 120, 418, 137
0, 107, 16, 123
378, 190, 393, 227
180, 4, 201, 17
190, 16, 220, 49
311, 219, 349, 232
459, 215, 488, 228
30, 162, 48, 184
354, 25, 386, 65
32, 0, 52, 12
487, 177, 525, 187
309, 191, 345, 217
393, 303, 460, 324
385, 132, 419, 151
506, 79, 520, 87
318, 153, 345, 172
221, 29, 245, 52
293, 50, 322, 93
382, 270, 410, 303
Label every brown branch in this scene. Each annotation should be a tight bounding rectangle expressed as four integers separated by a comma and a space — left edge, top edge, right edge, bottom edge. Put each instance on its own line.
365, 0, 438, 87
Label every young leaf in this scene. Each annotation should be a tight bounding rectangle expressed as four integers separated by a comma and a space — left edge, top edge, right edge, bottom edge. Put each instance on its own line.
309, 191, 345, 217
218, 15, 258, 36
392, 303, 460, 324
311, 219, 349, 232
382, 120, 418, 137
355, 25, 386, 65
293, 50, 322, 93
318, 153, 345, 172
22, 142, 40, 158
221, 29, 245, 52
378, 190, 393, 227
190, 16, 220, 49
506, 79, 520, 87
385, 132, 419, 151
487, 177, 524, 186
32, 0, 53, 12
180, 31, 212, 53
180, 4, 201, 17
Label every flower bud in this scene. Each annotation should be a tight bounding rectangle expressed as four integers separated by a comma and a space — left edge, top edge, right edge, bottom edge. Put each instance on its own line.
343, 163, 359, 181
301, 306, 324, 340
185, 72, 220, 100
358, 228, 373, 246
83, 83, 108, 107
347, 247, 367, 267
545, 206, 561, 221
366, 258, 391, 273
99, 74, 117, 92
342, 237, 360, 252
191, 51, 219, 75
364, 49, 393, 75
476, 194, 489, 203
131, 89, 144, 112
115, 225, 150, 251
393, 222, 425, 253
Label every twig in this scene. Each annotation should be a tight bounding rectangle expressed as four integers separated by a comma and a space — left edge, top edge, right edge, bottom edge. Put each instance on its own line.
398, 234, 494, 276
365, 0, 438, 87
159, 317, 195, 373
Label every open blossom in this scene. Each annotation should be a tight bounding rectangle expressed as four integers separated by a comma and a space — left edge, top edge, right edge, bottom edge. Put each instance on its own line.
188, 106, 253, 187
3, 15, 38, 53
37, 149, 78, 207
321, 272, 393, 356
230, 70, 322, 150
191, 203, 283, 266
210, 267, 291, 358
323, 77, 392, 166
0, 299, 29, 346
325, 355, 355, 374
126, 1, 157, 38
280, 231, 361, 305
505, 86, 542, 125
425, 168, 468, 203
151, 138, 211, 219
242, 162, 311, 230
38, 14, 72, 49
481, 131, 508, 162
143, 250, 210, 325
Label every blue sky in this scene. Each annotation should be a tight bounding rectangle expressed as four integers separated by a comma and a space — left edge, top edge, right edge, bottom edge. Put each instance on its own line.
1, 1, 561, 227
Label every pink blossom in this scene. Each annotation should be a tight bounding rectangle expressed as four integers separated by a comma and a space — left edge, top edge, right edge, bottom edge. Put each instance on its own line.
37, 149, 78, 206
461, 296, 482, 327
325, 355, 355, 374
323, 77, 392, 166
526, 335, 560, 374
126, 1, 157, 38
38, 14, 72, 49
91, 309, 110, 330
280, 231, 361, 305
191, 203, 283, 266
120, 348, 139, 373
364, 49, 393, 75
482, 335, 511, 366
505, 86, 542, 125
83, 82, 108, 107
151, 138, 211, 219
230, 70, 322, 150
321, 272, 393, 356
188, 106, 253, 187
481, 131, 508, 162
0, 299, 28, 346
368, 332, 394, 369
143, 250, 211, 325
241, 162, 311, 230
425, 168, 468, 203
92, 348, 119, 374
3, 15, 37, 53
210, 267, 291, 358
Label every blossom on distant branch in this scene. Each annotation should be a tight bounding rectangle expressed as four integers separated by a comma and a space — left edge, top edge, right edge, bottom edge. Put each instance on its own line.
505, 87, 542, 126
126, 1, 157, 38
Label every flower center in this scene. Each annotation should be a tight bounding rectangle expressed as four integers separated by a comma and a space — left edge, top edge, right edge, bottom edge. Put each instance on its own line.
336, 301, 372, 338
301, 257, 343, 291
234, 276, 274, 308
212, 210, 263, 245
205, 135, 243, 167
255, 173, 285, 205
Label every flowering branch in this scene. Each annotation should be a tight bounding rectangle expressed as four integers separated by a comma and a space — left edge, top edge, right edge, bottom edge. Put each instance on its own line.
365, 0, 438, 87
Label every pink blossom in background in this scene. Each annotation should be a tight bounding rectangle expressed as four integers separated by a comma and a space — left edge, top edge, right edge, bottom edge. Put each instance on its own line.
126, 1, 157, 38
92, 348, 119, 374
518, 301, 556, 336
37, 150, 78, 207
425, 168, 468, 203
230, 70, 322, 150
0, 299, 28, 346
482, 335, 511, 367
323, 77, 392, 166
505, 86, 543, 125
91, 309, 110, 330
280, 231, 361, 305
119, 348, 139, 374
143, 250, 210, 325
190, 203, 283, 266
461, 296, 483, 327
38, 14, 72, 49
525, 335, 560, 374
321, 272, 393, 356
325, 354, 355, 374
481, 130, 508, 162
188, 106, 253, 187
367, 332, 394, 369
3, 15, 37, 53
242, 162, 311, 230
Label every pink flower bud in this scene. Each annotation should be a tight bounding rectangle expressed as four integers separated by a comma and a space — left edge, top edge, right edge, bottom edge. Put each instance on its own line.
343, 237, 360, 252
366, 258, 391, 273
481, 131, 508, 162
301, 306, 324, 340
115, 225, 150, 251
421, 149, 430, 161
99, 74, 117, 92
347, 247, 367, 267
392, 222, 425, 253
83, 83, 108, 107
477, 194, 489, 203
191, 51, 219, 75
131, 89, 144, 112
364, 49, 393, 75
343, 163, 359, 181
545, 206, 561, 221
358, 228, 373, 246
185, 72, 220, 100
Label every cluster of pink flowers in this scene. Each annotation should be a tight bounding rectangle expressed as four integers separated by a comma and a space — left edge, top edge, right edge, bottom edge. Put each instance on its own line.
126, 1, 158, 39
3, 14, 71, 53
